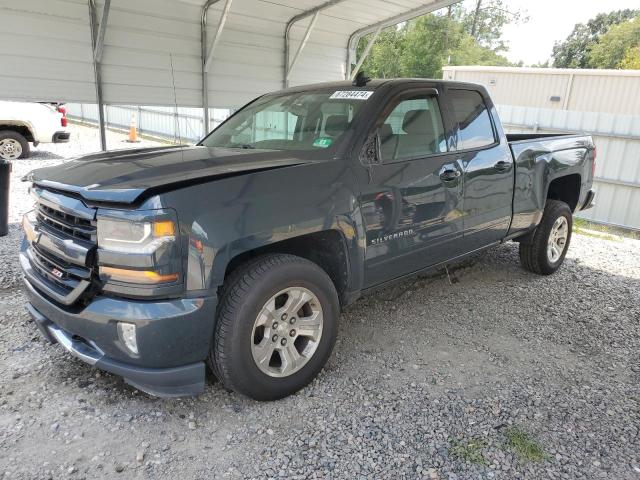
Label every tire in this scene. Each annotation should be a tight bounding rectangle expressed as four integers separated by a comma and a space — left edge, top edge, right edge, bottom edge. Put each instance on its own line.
0, 130, 30, 160
210, 254, 339, 401
519, 200, 573, 275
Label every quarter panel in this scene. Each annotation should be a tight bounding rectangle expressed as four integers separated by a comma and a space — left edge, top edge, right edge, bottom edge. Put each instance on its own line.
508, 135, 594, 234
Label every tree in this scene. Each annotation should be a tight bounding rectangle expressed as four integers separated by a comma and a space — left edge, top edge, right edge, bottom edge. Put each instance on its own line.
354, 3, 516, 80
400, 15, 452, 78
552, 9, 639, 68
620, 45, 640, 69
588, 17, 640, 69
356, 29, 405, 79
461, 0, 528, 51
449, 35, 512, 67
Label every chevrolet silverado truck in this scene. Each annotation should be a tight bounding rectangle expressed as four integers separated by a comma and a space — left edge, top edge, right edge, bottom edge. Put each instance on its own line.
20, 78, 595, 400
0, 101, 70, 159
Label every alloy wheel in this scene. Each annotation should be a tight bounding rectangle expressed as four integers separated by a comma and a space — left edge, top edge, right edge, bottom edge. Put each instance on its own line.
547, 216, 569, 263
251, 287, 323, 378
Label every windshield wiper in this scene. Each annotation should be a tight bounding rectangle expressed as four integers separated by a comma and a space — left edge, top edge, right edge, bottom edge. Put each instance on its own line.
241, 144, 255, 149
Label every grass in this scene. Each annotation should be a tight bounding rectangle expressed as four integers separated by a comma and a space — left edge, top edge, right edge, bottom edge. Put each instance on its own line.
504, 426, 546, 463
573, 217, 639, 241
450, 438, 488, 465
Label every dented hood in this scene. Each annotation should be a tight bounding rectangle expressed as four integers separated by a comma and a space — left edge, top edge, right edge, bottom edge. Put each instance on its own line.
25, 146, 318, 204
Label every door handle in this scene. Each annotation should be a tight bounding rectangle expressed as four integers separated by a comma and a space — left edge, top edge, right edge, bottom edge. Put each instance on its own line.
494, 160, 512, 172
439, 168, 461, 181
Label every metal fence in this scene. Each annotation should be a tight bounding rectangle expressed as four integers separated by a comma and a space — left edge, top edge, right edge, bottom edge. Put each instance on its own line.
65, 104, 232, 144
498, 105, 640, 231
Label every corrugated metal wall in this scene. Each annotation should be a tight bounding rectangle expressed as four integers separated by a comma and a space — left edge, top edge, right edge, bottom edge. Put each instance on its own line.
0, 0, 95, 104
443, 67, 640, 115
499, 106, 640, 230
0, 0, 454, 108
443, 66, 640, 231
444, 68, 571, 110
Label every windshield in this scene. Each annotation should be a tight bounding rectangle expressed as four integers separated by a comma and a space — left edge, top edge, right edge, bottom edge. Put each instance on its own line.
200, 90, 372, 151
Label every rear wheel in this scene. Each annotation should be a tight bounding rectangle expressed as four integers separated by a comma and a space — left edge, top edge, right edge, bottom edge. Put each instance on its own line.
210, 254, 339, 400
519, 200, 572, 275
0, 130, 30, 160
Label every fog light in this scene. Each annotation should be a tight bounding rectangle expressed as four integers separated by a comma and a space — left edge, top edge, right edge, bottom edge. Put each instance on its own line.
117, 322, 138, 355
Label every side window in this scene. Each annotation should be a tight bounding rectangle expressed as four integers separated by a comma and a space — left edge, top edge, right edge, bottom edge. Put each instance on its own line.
449, 89, 496, 150
379, 95, 446, 163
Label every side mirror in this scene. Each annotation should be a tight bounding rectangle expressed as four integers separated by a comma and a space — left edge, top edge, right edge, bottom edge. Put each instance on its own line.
359, 130, 381, 165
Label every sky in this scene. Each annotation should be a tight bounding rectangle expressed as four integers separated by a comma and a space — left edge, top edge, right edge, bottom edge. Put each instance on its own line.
497, 0, 640, 65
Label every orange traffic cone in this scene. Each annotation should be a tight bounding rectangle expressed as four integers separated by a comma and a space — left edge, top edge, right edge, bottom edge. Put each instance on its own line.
126, 112, 140, 143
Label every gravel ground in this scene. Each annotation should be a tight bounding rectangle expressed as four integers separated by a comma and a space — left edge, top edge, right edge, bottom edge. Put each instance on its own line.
1, 128, 639, 479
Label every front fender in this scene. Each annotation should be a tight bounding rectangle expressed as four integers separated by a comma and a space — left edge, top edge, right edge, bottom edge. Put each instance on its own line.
160, 161, 364, 296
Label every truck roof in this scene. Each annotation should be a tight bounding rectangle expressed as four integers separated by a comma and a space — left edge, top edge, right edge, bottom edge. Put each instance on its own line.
280, 78, 485, 94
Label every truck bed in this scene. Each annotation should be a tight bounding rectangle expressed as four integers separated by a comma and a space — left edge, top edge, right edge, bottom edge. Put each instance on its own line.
506, 132, 576, 143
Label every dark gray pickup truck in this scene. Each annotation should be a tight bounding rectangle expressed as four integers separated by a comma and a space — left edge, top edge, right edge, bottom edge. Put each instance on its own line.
21, 78, 595, 400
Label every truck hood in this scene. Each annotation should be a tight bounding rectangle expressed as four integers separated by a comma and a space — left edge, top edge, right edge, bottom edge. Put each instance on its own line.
25, 146, 319, 204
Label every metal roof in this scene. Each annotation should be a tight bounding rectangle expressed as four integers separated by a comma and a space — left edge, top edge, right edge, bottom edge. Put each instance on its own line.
1, 0, 457, 109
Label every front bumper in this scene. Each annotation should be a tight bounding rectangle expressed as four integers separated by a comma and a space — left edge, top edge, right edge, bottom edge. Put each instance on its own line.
27, 302, 205, 397
23, 276, 218, 397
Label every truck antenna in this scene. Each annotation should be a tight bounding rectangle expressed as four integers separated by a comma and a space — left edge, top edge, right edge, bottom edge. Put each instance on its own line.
352, 70, 371, 87
169, 53, 184, 159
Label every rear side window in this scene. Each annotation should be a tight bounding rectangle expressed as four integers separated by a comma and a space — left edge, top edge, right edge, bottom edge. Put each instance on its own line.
379, 95, 446, 163
449, 89, 496, 150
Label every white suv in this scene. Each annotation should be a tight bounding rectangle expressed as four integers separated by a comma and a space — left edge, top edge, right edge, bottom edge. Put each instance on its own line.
0, 101, 70, 160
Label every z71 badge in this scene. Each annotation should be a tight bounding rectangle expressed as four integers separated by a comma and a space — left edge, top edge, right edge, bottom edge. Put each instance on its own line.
51, 268, 64, 279
370, 229, 415, 245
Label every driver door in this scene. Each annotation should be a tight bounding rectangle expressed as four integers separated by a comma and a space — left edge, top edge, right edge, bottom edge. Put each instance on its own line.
359, 88, 466, 287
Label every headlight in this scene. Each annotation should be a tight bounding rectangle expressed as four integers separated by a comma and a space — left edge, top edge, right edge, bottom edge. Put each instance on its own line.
97, 218, 175, 253
97, 209, 181, 287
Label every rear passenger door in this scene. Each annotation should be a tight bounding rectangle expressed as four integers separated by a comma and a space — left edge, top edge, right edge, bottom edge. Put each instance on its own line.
446, 88, 514, 249
359, 88, 466, 287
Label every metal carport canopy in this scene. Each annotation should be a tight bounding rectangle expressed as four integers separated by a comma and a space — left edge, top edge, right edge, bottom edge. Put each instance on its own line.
1, 0, 458, 110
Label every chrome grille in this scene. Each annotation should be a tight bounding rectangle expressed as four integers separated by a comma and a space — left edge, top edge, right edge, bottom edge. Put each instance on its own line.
29, 247, 80, 291
36, 203, 95, 241
23, 187, 97, 306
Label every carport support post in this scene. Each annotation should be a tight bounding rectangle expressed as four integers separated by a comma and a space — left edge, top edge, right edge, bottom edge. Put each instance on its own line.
283, 0, 347, 89
285, 11, 319, 88
204, 0, 233, 74
349, 26, 381, 81
88, 0, 110, 151
201, 0, 225, 136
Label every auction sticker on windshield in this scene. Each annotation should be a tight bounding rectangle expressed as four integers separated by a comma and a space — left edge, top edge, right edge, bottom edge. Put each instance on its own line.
330, 91, 374, 100
313, 137, 333, 148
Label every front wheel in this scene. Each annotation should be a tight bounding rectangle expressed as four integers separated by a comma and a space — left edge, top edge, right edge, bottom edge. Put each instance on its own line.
209, 254, 339, 401
519, 200, 573, 275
